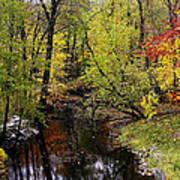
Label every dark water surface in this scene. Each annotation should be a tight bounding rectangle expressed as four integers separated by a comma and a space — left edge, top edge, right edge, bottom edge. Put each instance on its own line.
7, 119, 153, 180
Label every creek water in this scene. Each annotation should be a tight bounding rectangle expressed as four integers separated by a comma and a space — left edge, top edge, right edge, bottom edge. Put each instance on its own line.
6, 118, 154, 180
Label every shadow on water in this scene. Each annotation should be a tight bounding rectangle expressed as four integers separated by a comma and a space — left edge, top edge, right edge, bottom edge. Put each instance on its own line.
7, 117, 154, 180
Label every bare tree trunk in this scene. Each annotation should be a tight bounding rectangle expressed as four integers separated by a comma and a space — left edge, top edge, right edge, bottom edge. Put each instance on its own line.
166, 0, 178, 93
40, 23, 55, 106
40, 0, 60, 106
2, 96, 10, 137
137, 0, 144, 44
137, 0, 150, 69
167, 0, 174, 27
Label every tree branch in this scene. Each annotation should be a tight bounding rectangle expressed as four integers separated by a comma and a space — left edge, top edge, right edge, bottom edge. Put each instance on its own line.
39, 0, 50, 20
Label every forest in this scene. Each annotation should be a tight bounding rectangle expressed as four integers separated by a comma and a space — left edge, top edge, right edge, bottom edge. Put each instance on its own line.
0, 0, 179, 179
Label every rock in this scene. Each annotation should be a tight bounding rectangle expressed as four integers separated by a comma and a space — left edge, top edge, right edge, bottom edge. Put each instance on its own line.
133, 147, 166, 179
153, 168, 166, 180
0, 115, 29, 132
0, 115, 39, 151
10, 134, 16, 138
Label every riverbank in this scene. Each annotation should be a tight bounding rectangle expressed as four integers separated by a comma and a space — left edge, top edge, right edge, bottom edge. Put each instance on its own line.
119, 110, 180, 180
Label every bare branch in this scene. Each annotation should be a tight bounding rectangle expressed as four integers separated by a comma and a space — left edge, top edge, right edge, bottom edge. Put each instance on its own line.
39, 0, 50, 20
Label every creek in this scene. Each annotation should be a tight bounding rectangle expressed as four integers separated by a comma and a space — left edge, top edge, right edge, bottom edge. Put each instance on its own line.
6, 117, 154, 180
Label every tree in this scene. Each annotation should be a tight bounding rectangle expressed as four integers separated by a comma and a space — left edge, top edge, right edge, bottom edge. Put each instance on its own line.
144, 6, 180, 101
0, 0, 47, 136
82, 0, 151, 119
0, 0, 31, 135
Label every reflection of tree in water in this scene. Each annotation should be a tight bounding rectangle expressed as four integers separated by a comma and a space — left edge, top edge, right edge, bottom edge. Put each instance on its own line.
7, 119, 153, 180
49, 147, 137, 180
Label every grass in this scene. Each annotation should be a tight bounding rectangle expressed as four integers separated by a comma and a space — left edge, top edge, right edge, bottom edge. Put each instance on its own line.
119, 113, 180, 180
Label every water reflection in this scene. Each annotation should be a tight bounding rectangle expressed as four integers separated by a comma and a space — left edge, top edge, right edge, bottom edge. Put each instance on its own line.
7, 119, 153, 180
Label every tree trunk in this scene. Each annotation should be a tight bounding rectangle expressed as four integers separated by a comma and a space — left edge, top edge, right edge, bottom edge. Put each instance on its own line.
40, 0, 59, 106
2, 95, 10, 137
40, 23, 55, 106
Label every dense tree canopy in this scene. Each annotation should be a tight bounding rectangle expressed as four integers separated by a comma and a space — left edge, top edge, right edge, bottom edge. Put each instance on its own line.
0, 0, 179, 132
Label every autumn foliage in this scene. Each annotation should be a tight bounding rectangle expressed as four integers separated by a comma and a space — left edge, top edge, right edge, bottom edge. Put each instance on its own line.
143, 7, 180, 102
